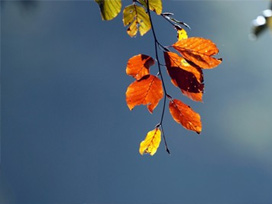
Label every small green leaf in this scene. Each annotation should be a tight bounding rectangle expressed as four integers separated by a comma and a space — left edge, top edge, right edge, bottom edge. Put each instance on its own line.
95, 0, 122, 21
123, 4, 151, 37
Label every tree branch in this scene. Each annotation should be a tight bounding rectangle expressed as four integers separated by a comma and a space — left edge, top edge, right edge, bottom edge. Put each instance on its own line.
146, 0, 170, 154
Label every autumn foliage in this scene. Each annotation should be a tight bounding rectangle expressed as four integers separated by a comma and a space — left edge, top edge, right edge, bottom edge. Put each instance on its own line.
139, 128, 161, 155
169, 99, 202, 134
126, 74, 163, 113
164, 51, 204, 102
172, 37, 222, 69
95, 0, 222, 155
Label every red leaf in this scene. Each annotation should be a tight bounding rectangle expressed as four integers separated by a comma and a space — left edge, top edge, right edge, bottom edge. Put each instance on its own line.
172, 37, 222, 69
126, 54, 155, 80
164, 51, 204, 102
169, 99, 202, 134
126, 75, 163, 113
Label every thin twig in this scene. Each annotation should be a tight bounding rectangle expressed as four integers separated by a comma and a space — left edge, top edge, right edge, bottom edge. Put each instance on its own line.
161, 14, 176, 27
160, 124, 170, 154
146, 0, 170, 154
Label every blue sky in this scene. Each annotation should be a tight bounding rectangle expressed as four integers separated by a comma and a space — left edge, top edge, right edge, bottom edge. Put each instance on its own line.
1, 1, 272, 203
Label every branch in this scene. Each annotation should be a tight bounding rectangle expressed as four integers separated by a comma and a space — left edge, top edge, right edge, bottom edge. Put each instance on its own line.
146, 0, 170, 154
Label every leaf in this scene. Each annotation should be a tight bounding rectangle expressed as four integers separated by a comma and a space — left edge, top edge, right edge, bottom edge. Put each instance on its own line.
139, 0, 163, 15
139, 128, 161, 156
164, 52, 203, 83
95, 0, 122, 21
177, 28, 188, 41
126, 75, 163, 113
123, 4, 151, 37
164, 52, 204, 102
169, 99, 202, 134
126, 54, 155, 80
172, 37, 222, 69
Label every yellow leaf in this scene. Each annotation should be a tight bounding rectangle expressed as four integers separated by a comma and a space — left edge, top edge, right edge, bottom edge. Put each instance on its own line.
95, 0, 122, 21
177, 28, 188, 41
138, 0, 162, 15
139, 128, 161, 156
123, 4, 151, 37
149, 0, 163, 15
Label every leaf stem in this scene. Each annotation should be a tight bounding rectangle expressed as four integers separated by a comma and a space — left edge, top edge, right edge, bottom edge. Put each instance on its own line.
160, 124, 170, 154
146, 0, 170, 154
161, 13, 191, 30
161, 14, 176, 27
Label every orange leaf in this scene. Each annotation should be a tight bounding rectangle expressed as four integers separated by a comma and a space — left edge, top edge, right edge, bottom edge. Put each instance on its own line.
126, 54, 155, 80
169, 99, 202, 134
164, 52, 203, 82
181, 91, 203, 102
164, 52, 204, 102
126, 75, 163, 113
172, 37, 222, 69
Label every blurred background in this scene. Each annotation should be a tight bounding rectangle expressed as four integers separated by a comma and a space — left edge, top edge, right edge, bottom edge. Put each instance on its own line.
1, 0, 272, 203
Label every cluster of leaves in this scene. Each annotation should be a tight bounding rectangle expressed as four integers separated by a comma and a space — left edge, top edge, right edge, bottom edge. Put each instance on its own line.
95, 0, 162, 36
95, 0, 222, 156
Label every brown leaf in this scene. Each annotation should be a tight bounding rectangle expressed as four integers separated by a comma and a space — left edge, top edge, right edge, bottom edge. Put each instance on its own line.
169, 99, 202, 134
164, 52, 204, 102
172, 37, 222, 69
126, 54, 155, 80
126, 75, 163, 113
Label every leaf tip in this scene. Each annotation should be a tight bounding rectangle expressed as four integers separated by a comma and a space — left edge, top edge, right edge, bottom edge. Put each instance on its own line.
147, 104, 154, 114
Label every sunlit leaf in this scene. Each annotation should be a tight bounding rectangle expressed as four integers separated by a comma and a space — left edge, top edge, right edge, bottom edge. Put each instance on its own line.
164, 52, 203, 83
126, 54, 155, 80
181, 91, 203, 102
172, 37, 222, 69
123, 4, 151, 37
169, 99, 202, 134
126, 75, 163, 113
139, 128, 161, 156
164, 52, 204, 102
139, 0, 163, 15
177, 28, 188, 41
95, 0, 122, 21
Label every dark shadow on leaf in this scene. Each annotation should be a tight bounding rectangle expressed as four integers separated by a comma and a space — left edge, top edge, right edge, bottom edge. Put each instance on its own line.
167, 66, 204, 94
